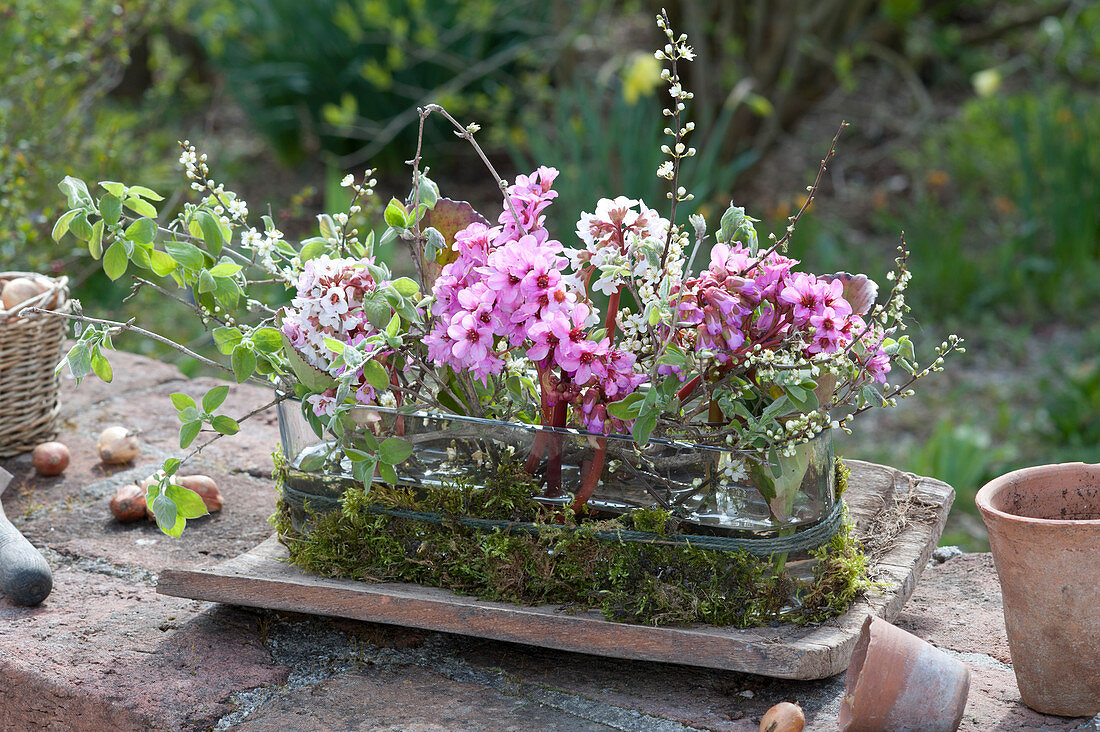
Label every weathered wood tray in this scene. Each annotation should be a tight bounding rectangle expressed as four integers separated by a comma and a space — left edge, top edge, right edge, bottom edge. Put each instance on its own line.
157, 460, 952, 680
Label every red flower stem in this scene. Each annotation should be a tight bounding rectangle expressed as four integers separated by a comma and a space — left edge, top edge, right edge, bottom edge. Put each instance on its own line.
604, 287, 621, 341
525, 378, 551, 474
545, 400, 567, 497
570, 438, 607, 513
677, 374, 702, 401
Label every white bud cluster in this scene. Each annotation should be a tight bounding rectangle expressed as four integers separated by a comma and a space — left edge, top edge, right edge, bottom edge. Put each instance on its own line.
653, 12, 697, 204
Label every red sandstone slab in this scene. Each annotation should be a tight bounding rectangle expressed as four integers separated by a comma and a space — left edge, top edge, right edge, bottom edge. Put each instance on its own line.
158, 460, 953, 680
0, 568, 287, 731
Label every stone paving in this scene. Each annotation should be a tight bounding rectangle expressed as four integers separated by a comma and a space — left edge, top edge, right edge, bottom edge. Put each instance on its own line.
0, 350, 1097, 731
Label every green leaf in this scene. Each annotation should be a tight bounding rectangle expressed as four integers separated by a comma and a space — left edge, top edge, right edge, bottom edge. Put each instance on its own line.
165, 483, 209, 520
99, 181, 125, 197
164, 240, 206, 270
103, 241, 128, 280
129, 244, 152, 271
784, 384, 818, 413
317, 214, 339, 242
606, 392, 646, 420
179, 420, 202, 448
298, 452, 326, 472
100, 194, 122, 227
69, 211, 92, 241
631, 409, 658, 446
90, 348, 113, 382
352, 459, 376, 485
342, 345, 364, 370
202, 385, 229, 413
717, 204, 760, 254
170, 392, 196, 411
61, 343, 92, 380
163, 458, 181, 475
279, 330, 336, 392
128, 185, 164, 201
378, 461, 398, 485
343, 447, 373, 462
208, 261, 241, 277
212, 326, 243, 354
378, 437, 413, 465
149, 249, 176, 276
231, 344, 256, 383
59, 176, 93, 210
323, 337, 346, 355
150, 493, 179, 532
390, 277, 419, 297
300, 238, 326, 263
363, 359, 389, 390
415, 173, 439, 209
211, 414, 240, 435
51, 209, 80, 242
125, 217, 156, 244
385, 312, 400, 338
363, 300, 392, 330
423, 227, 445, 261
88, 219, 104, 260
177, 406, 201, 423
213, 275, 241, 310
196, 209, 224, 256
252, 327, 283, 353
384, 198, 408, 228
197, 269, 217, 294
123, 196, 158, 219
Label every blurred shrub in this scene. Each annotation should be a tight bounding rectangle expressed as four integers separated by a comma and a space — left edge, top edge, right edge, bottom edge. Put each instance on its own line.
0, 1, 209, 271
660, 1, 1075, 155
1039, 359, 1100, 457
509, 68, 756, 234
885, 86, 1100, 323
905, 418, 1016, 500
199, 0, 599, 170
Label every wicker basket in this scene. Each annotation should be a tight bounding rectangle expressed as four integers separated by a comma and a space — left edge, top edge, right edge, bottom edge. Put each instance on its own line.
0, 272, 72, 457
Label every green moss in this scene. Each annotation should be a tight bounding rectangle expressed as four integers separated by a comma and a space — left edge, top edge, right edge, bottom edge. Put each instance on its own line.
271, 458, 870, 628
835, 457, 851, 498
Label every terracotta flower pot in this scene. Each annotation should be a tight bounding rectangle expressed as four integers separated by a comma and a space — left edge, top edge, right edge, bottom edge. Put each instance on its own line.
975, 462, 1100, 717
839, 615, 970, 732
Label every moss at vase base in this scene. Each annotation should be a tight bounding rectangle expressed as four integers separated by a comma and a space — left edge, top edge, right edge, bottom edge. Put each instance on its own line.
270, 455, 870, 628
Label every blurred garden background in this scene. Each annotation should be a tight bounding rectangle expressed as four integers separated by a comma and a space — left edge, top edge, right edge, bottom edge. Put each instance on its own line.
3, 0, 1098, 550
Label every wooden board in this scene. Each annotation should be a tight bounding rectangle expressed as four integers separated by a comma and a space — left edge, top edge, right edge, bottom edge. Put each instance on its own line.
157, 460, 952, 680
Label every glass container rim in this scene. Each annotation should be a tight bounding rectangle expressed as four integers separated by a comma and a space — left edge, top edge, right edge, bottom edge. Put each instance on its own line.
276, 394, 831, 456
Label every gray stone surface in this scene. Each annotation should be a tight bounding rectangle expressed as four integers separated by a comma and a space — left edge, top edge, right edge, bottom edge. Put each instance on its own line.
0, 349, 1096, 731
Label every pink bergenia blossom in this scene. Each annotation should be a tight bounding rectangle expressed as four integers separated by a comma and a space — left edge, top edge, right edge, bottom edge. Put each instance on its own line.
807, 307, 847, 355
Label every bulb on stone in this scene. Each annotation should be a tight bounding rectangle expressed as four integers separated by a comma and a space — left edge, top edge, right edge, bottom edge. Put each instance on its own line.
759, 702, 804, 732
110, 484, 147, 523
32, 441, 70, 476
97, 426, 141, 464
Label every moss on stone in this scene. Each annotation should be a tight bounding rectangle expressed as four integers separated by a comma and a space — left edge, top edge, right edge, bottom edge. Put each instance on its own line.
271, 457, 870, 628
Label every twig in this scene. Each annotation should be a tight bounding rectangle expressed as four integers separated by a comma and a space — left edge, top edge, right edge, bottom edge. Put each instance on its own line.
25, 307, 256, 384
742, 121, 848, 272
183, 394, 289, 462
419, 104, 528, 236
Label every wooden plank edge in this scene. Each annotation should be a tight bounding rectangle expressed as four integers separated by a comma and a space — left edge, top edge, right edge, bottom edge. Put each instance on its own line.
158, 565, 846, 679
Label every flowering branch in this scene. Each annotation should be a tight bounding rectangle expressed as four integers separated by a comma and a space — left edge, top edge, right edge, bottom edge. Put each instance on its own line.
655, 9, 697, 270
